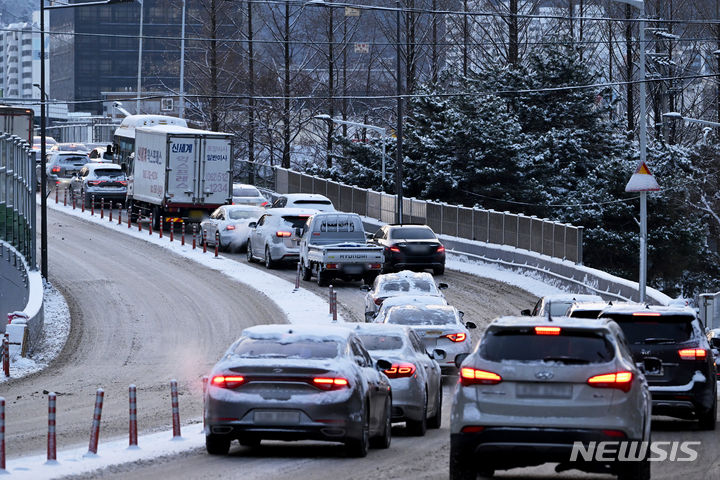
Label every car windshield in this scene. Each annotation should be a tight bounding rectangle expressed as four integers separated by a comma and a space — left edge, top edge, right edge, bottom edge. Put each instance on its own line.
282, 215, 311, 229
59, 155, 88, 164
94, 169, 124, 178
390, 227, 436, 240
228, 209, 261, 220
481, 330, 614, 364
358, 334, 404, 351
604, 314, 694, 344
386, 308, 456, 326
549, 301, 574, 317
233, 187, 260, 197
379, 279, 436, 295
231, 338, 340, 359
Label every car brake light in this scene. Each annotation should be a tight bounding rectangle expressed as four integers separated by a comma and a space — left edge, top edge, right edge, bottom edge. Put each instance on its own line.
602, 430, 627, 438
445, 332, 466, 342
437, 245, 445, 253
87, 180, 101, 186
632, 312, 661, 316
226, 225, 236, 230
369, 263, 382, 269
313, 377, 350, 390
51, 166, 60, 173
587, 371, 633, 393
276, 231, 291, 237
461, 426, 485, 433
678, 348, 707, 360
261, 201, 269, 207
460, 368, 502, 386
535, 326, 561, 335
389, 246, 401, 253
384, 363, 416, 378
326, 263, 338, 269
119, 180, 127, 186
211, 375, 245, 389
374, 297, 385, 306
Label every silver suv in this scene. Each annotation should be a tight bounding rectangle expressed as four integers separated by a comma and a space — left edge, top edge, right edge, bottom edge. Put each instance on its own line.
246, 208, 316, 268
450, 316, 651, 480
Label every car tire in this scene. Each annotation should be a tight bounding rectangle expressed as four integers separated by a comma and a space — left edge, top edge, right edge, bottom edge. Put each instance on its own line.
152, 206, 161, 231
246, 242, 256, 263
698, 397, 717, 430
406, 391, 428, 436
618, 455, 650, 480
449, 445, 476, 480
370, 397, 392, 449
345, 407, 370, 458
433, 265, 445, 276
428, 384, 442, 429
205, 434, 231, 455
302, 263, 312, 281
317, 269, 330, 287
264, 246, 277, 269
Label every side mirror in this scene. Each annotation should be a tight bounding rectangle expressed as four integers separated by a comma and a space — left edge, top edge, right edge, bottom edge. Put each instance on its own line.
438, 282, 449, 290
376, 359, 393, 371
248, 221, 257, 229
360, 285, 370, 292
454, 353, 469, 369
458, 311, 465, 318
430, 348, 446, 360
520, 309, 531, 316
465, 321, 477, 329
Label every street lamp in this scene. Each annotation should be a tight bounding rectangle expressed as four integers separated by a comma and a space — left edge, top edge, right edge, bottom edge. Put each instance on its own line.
663, 112, 720, 144
614, 0, 651, 303
39, 0, 135, 278
314, 114, 388, 190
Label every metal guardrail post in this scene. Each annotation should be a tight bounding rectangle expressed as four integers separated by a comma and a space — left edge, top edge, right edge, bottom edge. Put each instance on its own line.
578, 226, 584, 265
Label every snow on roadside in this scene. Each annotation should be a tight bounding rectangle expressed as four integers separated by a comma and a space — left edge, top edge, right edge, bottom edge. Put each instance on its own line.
0, 280, 70, 383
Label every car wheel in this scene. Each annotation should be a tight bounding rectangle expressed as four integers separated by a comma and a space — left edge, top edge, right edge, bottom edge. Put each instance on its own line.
246, 242, 255, 262
317, 268, 330, 287
264, 246, 277, 269
406, 390, 428, 436
205, 434, 231, 455
370, 397, 392, 449
301, 263, 312, 281
345, 406, 369, 458
698, 397, 717, 430
449, 444, 476, 480
428, 384, 442, 429
433, 265, 445, 276
152, 206, 161, 231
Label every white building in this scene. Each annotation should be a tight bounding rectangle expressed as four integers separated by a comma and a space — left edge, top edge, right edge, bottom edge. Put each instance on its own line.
0, 22, 35, 99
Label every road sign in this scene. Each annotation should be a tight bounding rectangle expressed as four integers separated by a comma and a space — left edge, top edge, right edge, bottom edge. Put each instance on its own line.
345, 7, 360, 16
625, 161, 660, 192
354, 43, 370, 54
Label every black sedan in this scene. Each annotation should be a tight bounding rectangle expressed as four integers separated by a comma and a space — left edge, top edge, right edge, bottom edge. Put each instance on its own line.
370, 225, 446, 275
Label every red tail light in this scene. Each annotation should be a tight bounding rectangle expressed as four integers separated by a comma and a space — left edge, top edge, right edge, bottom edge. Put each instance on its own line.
389, 246, 401, 253
225, 224, 236, 230
632, 312, 661, 316
461, 426, 485, 433
602, 430, 627, 438
437, 245, 445, 253
460, 368, 502, 386
369, 263, 382, 269
312, 377, 350, 390
445, 332, 466, 342
678, 348, 707, 360
326, 263, 338, 269
535, 326, 561, 336
211, 375, 245, 389
260, 201, 269, 207
87, 180, 101, 186
374, 297, 385, 306
119, 180, 127, 186
51, 166, 60, 173
276, 231, 291, 237
587, 371, 633, 392
384, 363, 416, 378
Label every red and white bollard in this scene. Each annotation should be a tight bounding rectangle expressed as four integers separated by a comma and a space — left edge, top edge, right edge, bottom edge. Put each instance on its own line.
55, 187, 58, 204
2, 336, 9, 377
100, 198, 105, 219
108, 201, 113, 222
149, 213, 154, 235
129, 385, 138, 448
294, 262, 301, 291
170, 379, 181, 439
87, 388, 104, 455
47, 392, 57, 462
203, 230, 207, 253
128, 206, 133, 228
118, 204, 122, 225
192, 224, 197, 249
0, 397, 5, 472
81, 194, 85, 213
181, 220, 185, 246
328, 285, 334, 315
170, 221, 174, 242
63, 188, 67, 207
158, 218, 163, 238
214, 231, 219, 257
333, 291, 338, 322
91, 194, 95, 216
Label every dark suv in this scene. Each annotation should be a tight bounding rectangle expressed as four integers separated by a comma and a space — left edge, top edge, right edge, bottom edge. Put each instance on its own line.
599, 304, 717, 429
370, 224, 446, 275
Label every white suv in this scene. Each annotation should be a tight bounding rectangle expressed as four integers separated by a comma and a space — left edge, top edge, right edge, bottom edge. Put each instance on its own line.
246, 208, 316, 268
450, 316, 650, 480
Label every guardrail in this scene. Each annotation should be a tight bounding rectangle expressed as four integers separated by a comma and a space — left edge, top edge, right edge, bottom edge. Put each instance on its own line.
0, 133, 35, 266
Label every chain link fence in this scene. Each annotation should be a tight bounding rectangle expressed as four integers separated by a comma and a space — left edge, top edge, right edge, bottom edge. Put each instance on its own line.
0, 134, 36, 268
269, 166, 583, 264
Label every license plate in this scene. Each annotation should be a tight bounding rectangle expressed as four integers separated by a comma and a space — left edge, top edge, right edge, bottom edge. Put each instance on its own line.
516, 383, 572, 399
188, 210, 205, 220
343, 265, 363, 274
253, 411, 300, 425
425, 330, 443, 336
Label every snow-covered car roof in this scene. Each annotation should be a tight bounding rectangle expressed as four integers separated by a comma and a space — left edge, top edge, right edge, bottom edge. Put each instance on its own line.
223, 204, 264, 212
376, 271, 441, 295
383, 304, 461, 326
241, 324, 356, 343
541, 294, 604, 303
262, 207, 318, 217
352, 323, 412, 336
491, 316, 615, 331
379, 295, 448, 310
84, 162, 121, 171
600, 304, 696, 317
282, 193, 332, 201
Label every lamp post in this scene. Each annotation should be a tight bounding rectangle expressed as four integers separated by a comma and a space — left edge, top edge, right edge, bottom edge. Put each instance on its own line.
663, 112, 720, 144
615, 0, 649, 302
178, 0, 186, 118
314, 114, 387, 190
39, 0, 135, 279
135, 0, 144, 114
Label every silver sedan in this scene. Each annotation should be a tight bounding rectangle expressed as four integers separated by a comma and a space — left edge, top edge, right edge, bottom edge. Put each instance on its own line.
200, 205, 264, 252
354, 323, 444, 436
204, 324, 393, 457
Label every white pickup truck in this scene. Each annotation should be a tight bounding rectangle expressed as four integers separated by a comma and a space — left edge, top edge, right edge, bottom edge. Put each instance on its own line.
299, 213, 385, 286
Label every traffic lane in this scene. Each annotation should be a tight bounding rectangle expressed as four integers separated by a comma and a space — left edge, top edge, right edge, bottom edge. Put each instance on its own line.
1, 206, 283, 457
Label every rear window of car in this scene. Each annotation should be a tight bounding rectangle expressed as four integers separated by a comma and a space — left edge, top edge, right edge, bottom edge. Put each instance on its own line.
294, 199, 332, 205
233, 186, 260, 197
481, 330, 615, 364
380, 279, 436, 294
386, 308, 456, 326
228, 209, 261, 220
358, 334, 404, 351
603, 314, 694, 344
282, 215, 311, 229
231, 338, 339, 359
568, 310, 602, 319
58, 155, 88, 164
389, 227, 436, 240
93, 169, 124, 178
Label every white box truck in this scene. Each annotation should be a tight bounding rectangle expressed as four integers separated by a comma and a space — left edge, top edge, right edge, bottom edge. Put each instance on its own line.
127, 125, 233, 229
